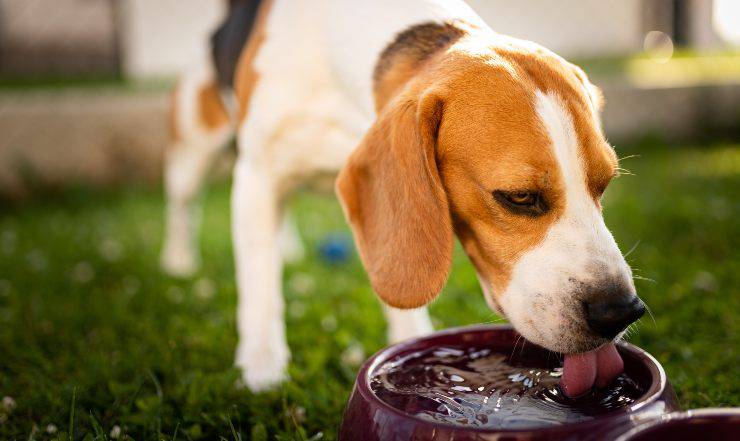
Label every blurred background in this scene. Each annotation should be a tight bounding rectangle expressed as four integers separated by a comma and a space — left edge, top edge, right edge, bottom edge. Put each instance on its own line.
1, 0, 740, 194
0, 1, 738, 440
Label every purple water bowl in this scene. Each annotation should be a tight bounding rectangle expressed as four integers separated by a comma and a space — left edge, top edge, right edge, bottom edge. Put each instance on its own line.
340, 324, 680, 441
616, 408, 740, 440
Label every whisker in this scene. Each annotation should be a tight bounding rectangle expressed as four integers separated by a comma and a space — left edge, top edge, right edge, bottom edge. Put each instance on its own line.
623, 323, 637, 340
627, 263, 643, 274
518, 338, 527, 358
623, 240, 641, 258
622, 325, 632, 340
643, 301, 657, 326
615, 154, 640, 178
627, 264, 657, 283
510, 335, 523, 361
615, 168, 635, 176
632, 275, 656, 283
483, 316, 508, 325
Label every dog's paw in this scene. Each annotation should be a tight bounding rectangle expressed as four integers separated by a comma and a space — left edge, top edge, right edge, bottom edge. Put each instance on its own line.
279, 220, 305, 264
281, 238, 305, 264
160, 248, 199, 278
235, 341, 290, 392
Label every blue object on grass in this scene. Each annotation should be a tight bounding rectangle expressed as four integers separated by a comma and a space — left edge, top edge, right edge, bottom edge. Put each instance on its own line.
318, 233, 352, 264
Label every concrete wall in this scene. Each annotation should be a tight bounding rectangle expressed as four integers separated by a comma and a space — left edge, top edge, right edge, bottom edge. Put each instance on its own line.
0, 90, 169, 196
0, 0, 119, 76
468, 0, 644, 57
687, 0, 721, 50
3, 0, 733, 79
119, 0, 225, 77
2, 81, 738, 197
0, 0, 114, 43
119, 0, 645, 77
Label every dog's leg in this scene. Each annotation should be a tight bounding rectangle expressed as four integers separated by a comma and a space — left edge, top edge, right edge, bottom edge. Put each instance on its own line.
279, 214, 304, 264
232, 158, 290, 391
161, 138, 229, 277
382, 304, 434, 343
161, 75, 232, 277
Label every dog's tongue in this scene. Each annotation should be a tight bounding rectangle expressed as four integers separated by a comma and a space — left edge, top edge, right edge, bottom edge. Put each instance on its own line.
560, 343, 624, 397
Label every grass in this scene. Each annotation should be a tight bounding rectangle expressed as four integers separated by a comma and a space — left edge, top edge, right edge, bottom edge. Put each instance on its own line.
0, 76, 174, 94
577, 50, 740, 87
0, 143, 738, 440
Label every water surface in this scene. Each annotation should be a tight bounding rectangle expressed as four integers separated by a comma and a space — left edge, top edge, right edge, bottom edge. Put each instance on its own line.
370, 345, 643, 429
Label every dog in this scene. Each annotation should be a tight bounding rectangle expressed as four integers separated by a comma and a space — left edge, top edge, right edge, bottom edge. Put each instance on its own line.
160, 0, 645, 396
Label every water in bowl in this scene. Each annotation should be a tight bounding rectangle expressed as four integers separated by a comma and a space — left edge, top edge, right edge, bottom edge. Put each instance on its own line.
370, 345, 644, 429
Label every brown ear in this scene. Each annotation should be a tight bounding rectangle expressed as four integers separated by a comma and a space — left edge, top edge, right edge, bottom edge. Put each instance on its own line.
336, 91, 452, 309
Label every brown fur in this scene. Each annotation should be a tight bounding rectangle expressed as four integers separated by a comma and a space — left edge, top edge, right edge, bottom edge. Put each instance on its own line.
234, 0, 273, 122
336, 83, 452, 309
337, 26, 617, 308
373, 22, 466, 111
496, 49, 617, 202
198, 82, 231, 130
436, 49, 566, 298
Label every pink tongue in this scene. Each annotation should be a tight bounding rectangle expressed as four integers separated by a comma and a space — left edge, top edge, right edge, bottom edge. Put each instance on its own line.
560, 343, 624, 397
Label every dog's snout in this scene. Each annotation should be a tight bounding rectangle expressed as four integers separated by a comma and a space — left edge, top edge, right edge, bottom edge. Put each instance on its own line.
584, 295, 646, 339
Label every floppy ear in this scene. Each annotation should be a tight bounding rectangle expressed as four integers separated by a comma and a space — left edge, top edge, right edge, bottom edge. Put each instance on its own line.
336, 91, 452, 309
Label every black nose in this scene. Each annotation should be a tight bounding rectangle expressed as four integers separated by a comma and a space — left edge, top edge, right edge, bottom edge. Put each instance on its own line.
584, 295, 646, 339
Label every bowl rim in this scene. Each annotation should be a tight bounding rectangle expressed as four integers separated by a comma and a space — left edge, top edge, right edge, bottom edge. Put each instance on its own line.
614, 408, 740, 441
356, 323, 669, 434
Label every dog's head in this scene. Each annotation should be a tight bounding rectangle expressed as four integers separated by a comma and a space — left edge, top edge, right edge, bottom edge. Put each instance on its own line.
336, 35, 644, 354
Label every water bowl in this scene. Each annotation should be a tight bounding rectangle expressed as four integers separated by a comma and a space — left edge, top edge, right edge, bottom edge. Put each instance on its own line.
617, 408, 740, 440
340, 325, 679, 441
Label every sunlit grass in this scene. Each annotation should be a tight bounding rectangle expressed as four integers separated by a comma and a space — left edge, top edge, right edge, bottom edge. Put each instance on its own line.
626, 54, 740, 87
578, 50, 740, 87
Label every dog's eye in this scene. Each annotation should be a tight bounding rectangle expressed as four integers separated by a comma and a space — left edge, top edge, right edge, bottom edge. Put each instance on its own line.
493, 190, 548, 216
507, 191, 535, 205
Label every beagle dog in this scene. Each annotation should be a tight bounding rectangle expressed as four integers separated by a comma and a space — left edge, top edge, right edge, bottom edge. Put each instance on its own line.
161, 0, 645, 396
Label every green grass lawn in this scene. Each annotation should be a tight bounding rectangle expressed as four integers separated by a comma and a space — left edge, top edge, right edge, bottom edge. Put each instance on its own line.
0, 143, 738, 440
577, 50, 740, 87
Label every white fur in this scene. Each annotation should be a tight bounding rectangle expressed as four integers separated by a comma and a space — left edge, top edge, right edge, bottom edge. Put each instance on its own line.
161, 66, 233, 277
162, 0, 628, 390
163, 0, 515, 391
383, 305, 435, 344
231, 159, 290, 390
322, 0, 486, 116
228, 0, 479, 390
497, 91, 633, 353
